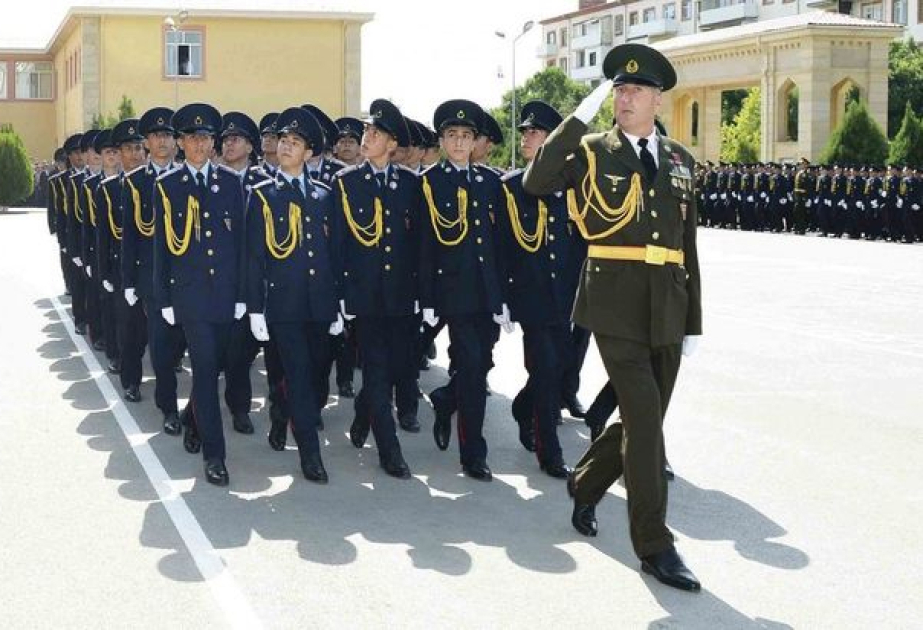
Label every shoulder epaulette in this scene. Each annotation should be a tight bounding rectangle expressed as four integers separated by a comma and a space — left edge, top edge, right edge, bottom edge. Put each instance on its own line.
420, 163, 441, 177
101, 173, 121, 185
125, 164, 146, 178
311, 179, 332, 192
336, 163, 362, 178
500, 168, 524, 183
251, 178, 274, 191
48, 171, 67, 181
156, 165, 182, 182
395, 164, 420, 177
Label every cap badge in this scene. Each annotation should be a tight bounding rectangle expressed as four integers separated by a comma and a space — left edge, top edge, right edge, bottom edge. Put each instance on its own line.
128, 126, 136, 134
457, 110, 466, 119
626, 59, 639, 73
194, 116, 203, 125
291, 120, 299, 128
156, 117, 165, 125
374, 110, 382, 118
228, 122, 235, 130
524, 112, 535, 124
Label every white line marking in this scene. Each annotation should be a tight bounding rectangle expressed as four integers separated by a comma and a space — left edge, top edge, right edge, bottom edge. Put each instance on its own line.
50, 296, 263, 630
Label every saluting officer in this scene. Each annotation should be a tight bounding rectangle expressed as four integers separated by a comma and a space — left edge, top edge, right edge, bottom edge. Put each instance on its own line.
334, 98, 419, 479
246, 106, 343, 483
498, 99, 585, 479
524, 43, 703, 591
419, 99, 510, 482
153, 103, 248, 486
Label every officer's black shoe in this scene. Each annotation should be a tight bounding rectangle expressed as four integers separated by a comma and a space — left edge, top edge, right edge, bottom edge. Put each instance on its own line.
398, 413, 421, 433
571, 503, 598, 537
124, 384, 142, 403
174, 357, 184, 373
204, 458, 229, 487
107, 359, 120, 374
300, 451, 329, 484
641, 548, 701, 592
562, 397, 587, 418
74, 324, 86, 336
462, 459, 492, 482
349, 417, 370, 449
419, 356, 430, 371
338, 382, 356, 398
664, 461, 675, 481
426, 342, 437, 360
232, 412, 255, 435
93, 338, 106, 352
268, 420, 287, 451
183, 422, 202, 454
162, 411, 182, 436
433, 406, 452, 451
380, 448, 411, 479
540, 458, 573, 479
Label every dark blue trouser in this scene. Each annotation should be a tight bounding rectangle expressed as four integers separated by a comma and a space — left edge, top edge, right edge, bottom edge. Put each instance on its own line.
445, 314, 496, 465
184, 321, 233, 461
116, 295, 146, 390
269, 321, 329, 455
519, 322, 571, 464
224, 318, 259, 415
147, 303, 186, 414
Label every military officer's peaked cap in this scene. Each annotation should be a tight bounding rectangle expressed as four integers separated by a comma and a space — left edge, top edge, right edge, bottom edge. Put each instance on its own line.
419, 124, 438, 148
277, 106, 325, 155
63, 133, 84, 153
433, 99, 483, 133
479, 111, 504, 145
364, 99, 411, 147
405, 118, 424, 148
259, 113, 279, 136
112, 118, 144, 146
603, 43, 676, 91
335, 117, 364, 142
139, 107, 175, 136
172, 103, 221, 135
518, 100, 563, 133
301, 104, 339, 151
79, 130, 101, 152
54, 147, 67, 162
92, 129, 115, 153
221, 111, 260, 146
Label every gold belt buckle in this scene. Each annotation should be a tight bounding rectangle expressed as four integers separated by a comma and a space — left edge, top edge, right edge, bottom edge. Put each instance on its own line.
644, 245, 667, 265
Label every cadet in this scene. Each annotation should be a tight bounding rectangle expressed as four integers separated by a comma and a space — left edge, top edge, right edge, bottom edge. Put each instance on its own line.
258, 113, 280, 174
792, 158, 812, 235
334, 98, 419, 479
48, 148, 72, 295
524, 43, 703, 591
64, 133, 89, 335
498, 99, 584, 479
80, 130, 106, 350
122, 107, 186, 422
419, 99, 509, 482
246, 106, 342, 483
91, 129, 122, 372
334, 116, 363, 166
153, 103, 248, 486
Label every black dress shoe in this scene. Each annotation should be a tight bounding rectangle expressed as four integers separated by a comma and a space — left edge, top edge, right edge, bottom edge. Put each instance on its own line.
204, 459, 229, 486
563, 397, 587, 418
419, 356, 430, 371
571, 503, 598, 537
268, 420, 287, 451
232, 412, 255, 435
337, 382, 356, 398
124, 384, 141, 403
432, 405, 452, 451
380, 448, 411, 479
540, 458, 573, 479
349, 417, 370, 449
641, 548, 701, 592
462, 459, 492, 481
426, 342, 437, 360
107, 359, 120, 374
398, 413, 421, 433
300, 451, 329, 484
162, 411, 182, 436
183, 422, 202, 454
74, 324, 86, 336
664, 461, 675, 481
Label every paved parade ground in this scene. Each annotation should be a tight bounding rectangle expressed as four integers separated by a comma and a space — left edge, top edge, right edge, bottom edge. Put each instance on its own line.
0, 207, 920, 629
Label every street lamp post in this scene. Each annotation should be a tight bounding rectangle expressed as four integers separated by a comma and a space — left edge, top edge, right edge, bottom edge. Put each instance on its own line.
496, 20, 534, 170
164, 10, 188, 109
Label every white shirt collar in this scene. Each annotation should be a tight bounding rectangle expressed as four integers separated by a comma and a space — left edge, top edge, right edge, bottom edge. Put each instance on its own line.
280, 170, 305, 191
621, 128, 659, 167
185, 161, 210, 181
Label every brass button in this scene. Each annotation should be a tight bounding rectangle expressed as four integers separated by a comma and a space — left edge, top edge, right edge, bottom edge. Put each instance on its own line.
309, 269, 315, 275
170, 278, 175, 284
306, 233, 312, 239
594, 266, 601, 272
385, 210, 390, 216
386, 227, 391, 234
308, 251, 314, 257
306, 216, 311, 223
478, 256, 484, 262
476, 237, 483, 244
549, 216, 555, 223
549, 234, 555, 241
550, 253, 556, 260
207, 249, 214, 256
209, 268, 215, 275
652, 232, 660, 240
385, 245, 391, 252
551, 272, 556, 278
205, 230, 212, 237
651, 210, 658, 218
204, 212, 210, 218
475, 219, 481, 226
384, 264, 391, 271
473, 201, 479, 207
648, 190, 655, 198
437, 268, 443, 274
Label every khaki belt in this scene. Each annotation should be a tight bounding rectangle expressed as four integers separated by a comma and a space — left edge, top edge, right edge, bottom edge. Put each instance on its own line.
588, 244, 684, 266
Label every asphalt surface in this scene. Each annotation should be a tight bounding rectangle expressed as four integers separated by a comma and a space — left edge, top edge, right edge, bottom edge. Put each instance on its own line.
1, 207, 920, 629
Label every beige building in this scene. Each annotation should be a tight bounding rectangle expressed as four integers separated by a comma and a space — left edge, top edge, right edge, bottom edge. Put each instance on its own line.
539, 0, 907, 161
0, 5, 372, 160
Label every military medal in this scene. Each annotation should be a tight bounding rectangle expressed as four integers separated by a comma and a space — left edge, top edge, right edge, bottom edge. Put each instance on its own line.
680, 202, 688, 220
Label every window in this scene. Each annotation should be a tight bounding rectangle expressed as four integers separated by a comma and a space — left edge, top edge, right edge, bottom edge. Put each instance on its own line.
893, 0, 907, 23
643, 7, 657, 21
861, 1, 882, 19
0, 63, 7, 99
14, 61, 53, 99
630, 11, 640, 25
559, 57, 569, 72
588, 51, 597, 66
547, 31, 557, 45
615, 14, 624, 34
762, 0, 774, 5
165, 29, 203, 77
559, 27, 568, 46
682, 0, 693, 20
664, 3, 677, 19
576, 49, 586, 68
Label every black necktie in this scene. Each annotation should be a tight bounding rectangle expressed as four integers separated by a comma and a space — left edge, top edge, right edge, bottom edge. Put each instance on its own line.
195, 171, 206, 194
292, 177, 302, 196
309, 170, 319, 181
637, 138, 658, 182
375, 172, 386, 190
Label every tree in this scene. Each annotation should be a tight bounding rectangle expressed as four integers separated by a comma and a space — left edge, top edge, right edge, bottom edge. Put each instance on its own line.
888, 102, 923, 167
720, 87, 760, 163
888, 39, 923, 138
819, 100, 889, 166
91, 94, 136, 129
721, 89, 749, 126
488, 67, 591, 169
0, 128, 34, 210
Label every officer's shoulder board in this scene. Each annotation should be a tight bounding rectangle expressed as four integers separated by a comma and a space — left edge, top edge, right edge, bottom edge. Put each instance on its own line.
156, 165, 182, 182
335, 163, 362, 180
125, 164, 147, 179
101, 173, 121, 186
420, 163, 441, 178
500, 167, 524, 184
48, 171, 68, 182
217, 163, 244, 178
325, 157, 347, 171
394, 164, 420, 178
251, 178, 274, 192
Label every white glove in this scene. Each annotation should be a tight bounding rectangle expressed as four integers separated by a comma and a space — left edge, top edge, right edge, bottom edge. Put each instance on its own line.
880, 190, 887, 198
806, 200, 812, 208
86, 265, 93, 278
492, 303, 515, 334
682, 335, 700, 357
897, 198, 904, 208
913, 204, 920, 211
339, 299, 356, 321
102, 280, 114, 293
857, 201, 864, 209
719, 193, 726, 200
746, 195, 753, 203
870, 200, 878, 209
573, 79, 613, 125
838, 200, 847, 209
328, 313, 344, 336
249, 313, 270, 341
422, 308, 439, 327
709, 193, 717, 201
825, 199, 832, 207
124, 288, 138, 306
161, 307, 175, 326
779, 199, 787, 206
72, 257, 83, 267
234, 302, 246, 320
413, 300, 420, 315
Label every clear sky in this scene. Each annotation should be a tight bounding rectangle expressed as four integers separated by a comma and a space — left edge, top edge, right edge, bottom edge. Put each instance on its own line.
2, 0, 576, 123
